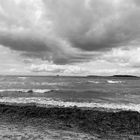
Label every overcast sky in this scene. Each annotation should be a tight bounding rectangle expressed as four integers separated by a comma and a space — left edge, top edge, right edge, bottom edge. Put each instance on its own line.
0, 0, 140, 76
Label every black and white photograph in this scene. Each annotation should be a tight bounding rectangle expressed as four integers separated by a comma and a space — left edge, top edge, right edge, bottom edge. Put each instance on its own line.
0, 0, 140, 139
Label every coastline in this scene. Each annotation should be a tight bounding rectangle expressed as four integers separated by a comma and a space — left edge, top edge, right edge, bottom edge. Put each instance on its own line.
0, 103, 139, 139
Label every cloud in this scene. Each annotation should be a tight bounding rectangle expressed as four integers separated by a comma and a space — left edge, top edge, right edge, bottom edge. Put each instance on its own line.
30, 63, 86, 75
43, 0, 140, 51
0, 33, 48, 52
0, 0, 140, 66
101, 46, 140, 68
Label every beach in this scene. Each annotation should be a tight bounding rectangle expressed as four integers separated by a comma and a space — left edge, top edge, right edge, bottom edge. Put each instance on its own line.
0, 103, 139, 139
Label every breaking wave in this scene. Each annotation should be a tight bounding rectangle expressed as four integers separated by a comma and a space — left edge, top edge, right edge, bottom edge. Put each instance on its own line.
88, 80, 100, 84
107, 80, 123, 84
87, 80, 124, 84
0, 97, 140, 112
31, 82, 68, 86
0, 89, 52, 93
18, 77, 27, 80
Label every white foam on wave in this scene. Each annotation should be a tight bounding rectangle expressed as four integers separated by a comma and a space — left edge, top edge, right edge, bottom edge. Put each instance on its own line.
0, 89, 52, 93
18, 77, 27, 80
31, 82, 67, 86
41, 82, 58, 86
107, 80, 123, 84
0, 97, 140, 112
0, 89, 28, 92
88, 81, 100, 84
33, 89, 52, 93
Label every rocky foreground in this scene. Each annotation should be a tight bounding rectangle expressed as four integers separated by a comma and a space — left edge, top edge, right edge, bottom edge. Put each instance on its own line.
0, 104, 139, 139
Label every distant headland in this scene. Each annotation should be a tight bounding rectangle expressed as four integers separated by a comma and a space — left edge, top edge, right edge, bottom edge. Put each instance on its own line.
87, 75, 139, 78
111, 75, 139, 78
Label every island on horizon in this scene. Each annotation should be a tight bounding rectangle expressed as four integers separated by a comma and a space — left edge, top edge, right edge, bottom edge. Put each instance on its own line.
111, 75, 139, 78
87, 74, 139, 78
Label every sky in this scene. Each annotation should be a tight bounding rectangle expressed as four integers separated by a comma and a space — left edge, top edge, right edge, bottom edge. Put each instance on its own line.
0, 0, 140, 76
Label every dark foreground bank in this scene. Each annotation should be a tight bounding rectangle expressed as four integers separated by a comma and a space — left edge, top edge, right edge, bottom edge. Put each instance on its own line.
0, 103, 140, 139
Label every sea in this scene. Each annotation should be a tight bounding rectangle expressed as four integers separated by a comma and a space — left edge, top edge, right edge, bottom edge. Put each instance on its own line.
0, 75, 139, 139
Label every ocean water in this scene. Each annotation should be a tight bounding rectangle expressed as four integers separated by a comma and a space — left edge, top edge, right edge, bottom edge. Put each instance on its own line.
0, 75, 140, 111
0, 75, 140, 140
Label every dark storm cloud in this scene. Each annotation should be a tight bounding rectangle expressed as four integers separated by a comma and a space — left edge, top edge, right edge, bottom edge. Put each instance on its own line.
0, 34, 48, 52
43, 0, 140, 51
22, 49, 94, 65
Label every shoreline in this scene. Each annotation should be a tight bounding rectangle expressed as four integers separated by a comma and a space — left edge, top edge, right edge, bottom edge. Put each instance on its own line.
0, 103, 139, 139
0, 100, 133, 112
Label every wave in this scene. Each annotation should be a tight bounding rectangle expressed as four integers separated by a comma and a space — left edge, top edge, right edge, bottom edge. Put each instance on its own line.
87, 80, 123, 84
0, 89, 52, 93
107, 80, 123, 84
0, 97, 140, 112
88, 80, 100, 84
31, 82, 68, 86
33, 89, 52, 93
18, 77, 27, 80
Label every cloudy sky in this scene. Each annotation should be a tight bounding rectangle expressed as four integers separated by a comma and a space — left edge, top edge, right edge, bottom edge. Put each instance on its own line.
0, 0, 140, 76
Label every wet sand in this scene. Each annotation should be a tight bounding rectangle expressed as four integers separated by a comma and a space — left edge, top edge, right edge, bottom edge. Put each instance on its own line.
0, 104, 139, 139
